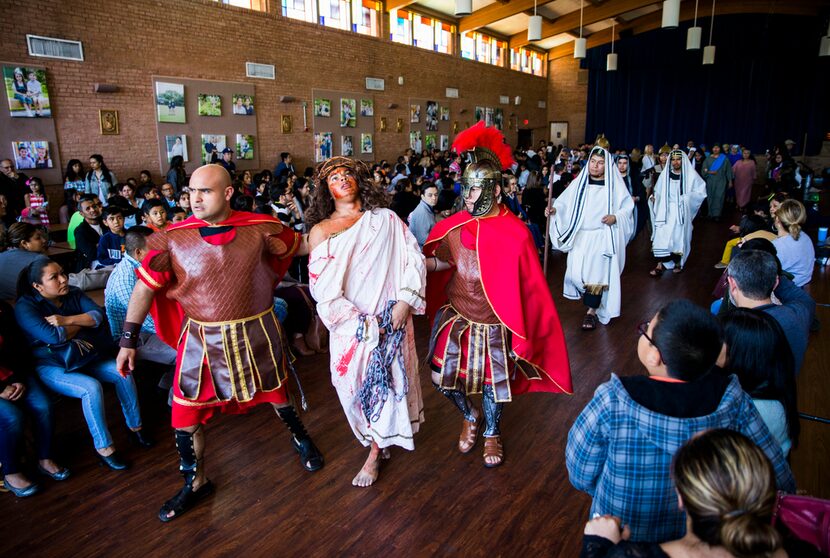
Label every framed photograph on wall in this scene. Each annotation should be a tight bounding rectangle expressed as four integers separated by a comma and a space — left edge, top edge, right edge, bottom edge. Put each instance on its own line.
314, 98, 331, 117
4, 66, 51, 118
361, 133, 372, 154
440, 134, 449, 151
485, 107, 494, 127
409, 130, 422, 152
425, 134, 437, 151
155, 81, 185, 123
341, 135, 354, 157
340, 99, 356, 127
494, 108, 504, 131
475, 106, 484, 123
197, 94, 222, 116
410, 104, 420, 123
440, 106, 450, 121
426, 101, 438, 131
99, 109, 119, 135
201, 134, 226, 164
232, 94, 254, 115
11, 140, 51, 169
165, 134, 188, 162
360, 99, 373, 117
315, 132, 333, 162
236, 134, 254, 160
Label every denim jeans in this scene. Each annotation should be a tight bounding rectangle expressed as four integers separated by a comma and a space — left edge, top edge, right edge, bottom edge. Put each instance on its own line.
34, 349, 142, 450
0, 376, 53, 474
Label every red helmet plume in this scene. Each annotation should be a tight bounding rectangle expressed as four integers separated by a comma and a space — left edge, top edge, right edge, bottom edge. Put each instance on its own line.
451, 121, 515, 171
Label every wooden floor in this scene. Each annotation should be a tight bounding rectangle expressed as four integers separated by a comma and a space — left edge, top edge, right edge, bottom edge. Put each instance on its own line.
3, 209, 828, 557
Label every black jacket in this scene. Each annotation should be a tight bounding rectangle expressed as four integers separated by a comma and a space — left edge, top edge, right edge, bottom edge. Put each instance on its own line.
74, 220, 103, 270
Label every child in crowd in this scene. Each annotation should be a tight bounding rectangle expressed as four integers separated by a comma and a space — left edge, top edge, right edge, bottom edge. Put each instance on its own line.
566, 298, 795, 543
160, 183, 177, 208
170, 206, 187, 223
269, 185, 302, 231
97, 205, 126, 266
177, 190, 191, 216
23, 177, 49, 228
142, 199, 168, 232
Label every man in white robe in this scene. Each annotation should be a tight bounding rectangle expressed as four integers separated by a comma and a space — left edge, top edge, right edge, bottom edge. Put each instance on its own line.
549, 143, 634, 329
648, 149, 707, 276
306, 156, 426, 487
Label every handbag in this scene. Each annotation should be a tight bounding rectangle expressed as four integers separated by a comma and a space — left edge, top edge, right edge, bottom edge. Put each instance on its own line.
297, 287, 329, 353
773, 491, 830, 555
48, 338, 98, 372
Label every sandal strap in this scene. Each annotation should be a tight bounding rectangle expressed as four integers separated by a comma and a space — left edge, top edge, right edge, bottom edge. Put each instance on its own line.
159, 480, 214, 521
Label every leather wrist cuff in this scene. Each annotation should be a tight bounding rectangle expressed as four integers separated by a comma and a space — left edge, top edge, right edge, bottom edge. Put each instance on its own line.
119, 321, 141, 349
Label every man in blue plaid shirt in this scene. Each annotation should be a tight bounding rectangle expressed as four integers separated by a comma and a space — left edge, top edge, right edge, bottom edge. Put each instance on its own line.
566, 299, 795, 542
104, 226, 176, 366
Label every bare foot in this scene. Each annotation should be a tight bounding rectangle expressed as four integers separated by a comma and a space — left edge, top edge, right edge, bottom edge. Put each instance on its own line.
352, 444, 382, 487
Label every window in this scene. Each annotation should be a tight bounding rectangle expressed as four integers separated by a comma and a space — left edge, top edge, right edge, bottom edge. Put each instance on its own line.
319, 0, 351, 30
352, 0, 380, 36
391, 9, 454, 54
460, 31, 505, 67
282, 0, 315, 23
390, 9, 412, 45
217, 0, 267, 10
413, 14, 435, 51
510, 47, 546, 76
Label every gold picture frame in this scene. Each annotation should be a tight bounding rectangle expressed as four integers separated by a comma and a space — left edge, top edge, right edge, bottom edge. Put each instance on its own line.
380, 116, 387, 132
281, 114, 292, 134
452, 120, 459, 134
99, 109, 119, 135
396, 117, 404, 133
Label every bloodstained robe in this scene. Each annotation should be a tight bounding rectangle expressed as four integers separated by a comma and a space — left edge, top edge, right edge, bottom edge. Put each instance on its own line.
137, 211, 300, 428
424, 206, 572, 403
308, 208, 426, 450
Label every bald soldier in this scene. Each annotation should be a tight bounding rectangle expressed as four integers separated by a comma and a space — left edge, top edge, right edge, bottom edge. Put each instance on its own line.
116, 164, 323, 522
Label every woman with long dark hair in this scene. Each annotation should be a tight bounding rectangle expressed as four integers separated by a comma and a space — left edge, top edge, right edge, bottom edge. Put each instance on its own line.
85, 154, 116, 203
166, 155, 186, 193
720, 308, 799, 456
14, 259, 151, 470
63, 159, 85, 191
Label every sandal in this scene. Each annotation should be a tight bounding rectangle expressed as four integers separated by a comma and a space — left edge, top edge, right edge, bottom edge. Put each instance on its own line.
291, 436, 324, 472
158, 479, 215, 522
483, 436, 504, 468
581, 313, 598, 331
649, 265, 664, 277
672, 266, 684, 274
458, 409, 480, 454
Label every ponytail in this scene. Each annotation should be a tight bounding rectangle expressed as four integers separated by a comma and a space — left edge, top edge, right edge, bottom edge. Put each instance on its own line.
16, 258, 52, 300
776, 199, 806, 241
719, 511, 781, 558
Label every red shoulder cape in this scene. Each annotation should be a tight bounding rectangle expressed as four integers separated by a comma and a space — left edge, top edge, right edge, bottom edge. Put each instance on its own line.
423, 207, 572, 395
145, 211, 299, 348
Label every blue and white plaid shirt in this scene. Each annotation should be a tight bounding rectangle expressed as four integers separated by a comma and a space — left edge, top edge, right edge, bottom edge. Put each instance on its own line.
104, 253, 156, 340
566, 373, 795, 543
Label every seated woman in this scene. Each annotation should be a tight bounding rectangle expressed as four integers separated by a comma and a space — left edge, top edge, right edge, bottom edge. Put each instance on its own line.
14, 259, 152, 471
719, 308, 799, 456
0, 222, 49, 301
772, 199, 815, 287
0, 300, 68, 497
581, 429, 788, 558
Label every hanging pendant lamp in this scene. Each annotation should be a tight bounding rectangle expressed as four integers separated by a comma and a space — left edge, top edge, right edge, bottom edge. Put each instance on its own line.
528, 0, 542, 41
661, 0, 680, 29
574, 0, 586, 59
455, 0, 472, 17
606, 21, 617, 71
703, 0, 716, 64
687, 0, 702, 50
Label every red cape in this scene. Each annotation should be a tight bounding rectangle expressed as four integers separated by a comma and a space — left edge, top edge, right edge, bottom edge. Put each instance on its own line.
143, 211, 299, 348
423, 206, 572, 395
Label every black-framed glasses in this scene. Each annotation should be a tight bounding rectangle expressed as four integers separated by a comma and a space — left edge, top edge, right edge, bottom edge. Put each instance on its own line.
637, 321, 656, 346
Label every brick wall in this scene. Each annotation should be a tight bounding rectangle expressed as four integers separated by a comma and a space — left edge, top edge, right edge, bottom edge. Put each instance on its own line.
0, 0, 551, 189
547, 57, 587, 146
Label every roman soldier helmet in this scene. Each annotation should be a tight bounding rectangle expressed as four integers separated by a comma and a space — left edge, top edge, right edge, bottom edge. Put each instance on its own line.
658, 143, 672, 155
452, 122, 515, 217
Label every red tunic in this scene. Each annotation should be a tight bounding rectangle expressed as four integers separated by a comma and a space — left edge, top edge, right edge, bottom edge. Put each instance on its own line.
137, 211, 300, 428
424, 206, 572, 397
